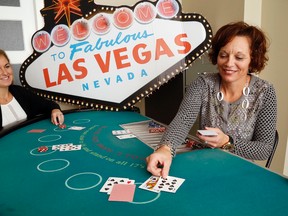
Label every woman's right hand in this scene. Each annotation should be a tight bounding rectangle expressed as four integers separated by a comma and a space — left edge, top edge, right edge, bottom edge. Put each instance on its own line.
146, 145, 173, 178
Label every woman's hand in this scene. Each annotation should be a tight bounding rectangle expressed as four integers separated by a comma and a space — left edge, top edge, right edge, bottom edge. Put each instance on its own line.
146, 145, 172, 178
196, 127, 229, 148
51, 109, 64, 125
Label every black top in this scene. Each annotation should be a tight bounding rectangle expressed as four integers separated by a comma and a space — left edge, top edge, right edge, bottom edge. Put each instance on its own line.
0, 85, 61, 128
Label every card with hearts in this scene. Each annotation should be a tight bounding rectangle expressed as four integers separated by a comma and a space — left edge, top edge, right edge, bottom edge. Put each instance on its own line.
100, 177, 135, 194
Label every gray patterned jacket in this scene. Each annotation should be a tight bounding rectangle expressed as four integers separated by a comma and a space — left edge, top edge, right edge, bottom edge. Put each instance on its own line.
161, 73, 277, 160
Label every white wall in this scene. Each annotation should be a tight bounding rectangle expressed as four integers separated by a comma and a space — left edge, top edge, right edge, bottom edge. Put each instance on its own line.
0, 0, 38, 64
261, 0, 288, 175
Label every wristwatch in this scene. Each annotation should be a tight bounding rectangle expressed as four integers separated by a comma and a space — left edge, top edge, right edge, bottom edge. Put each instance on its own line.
221, 135, 235, 151
154, 143, 176, 157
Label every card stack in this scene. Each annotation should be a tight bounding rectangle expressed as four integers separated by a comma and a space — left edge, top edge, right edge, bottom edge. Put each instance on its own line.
100, 177, 136, 202
52, 143, 82, 151
148, 121, 166, 133
68, 126, 86, 131
112, 129, 136, 139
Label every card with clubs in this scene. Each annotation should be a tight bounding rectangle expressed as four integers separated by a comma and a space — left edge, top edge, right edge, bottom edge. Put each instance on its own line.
52, 143, 73, 150
59, 144, 82, 151
154, 176, 185, 193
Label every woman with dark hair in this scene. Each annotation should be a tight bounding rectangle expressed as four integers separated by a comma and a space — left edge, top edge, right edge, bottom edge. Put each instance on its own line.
0, 49, 64, 128
146, 21, 277, 178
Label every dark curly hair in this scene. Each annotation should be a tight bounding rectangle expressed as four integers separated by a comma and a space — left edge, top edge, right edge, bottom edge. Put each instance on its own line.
208, 21, 269, 74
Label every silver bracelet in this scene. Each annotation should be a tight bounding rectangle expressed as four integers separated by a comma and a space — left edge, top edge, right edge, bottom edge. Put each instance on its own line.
154, 143, 176, 157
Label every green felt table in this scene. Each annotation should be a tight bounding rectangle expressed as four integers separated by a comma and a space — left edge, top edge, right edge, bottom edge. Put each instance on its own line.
1, 110, 288, 216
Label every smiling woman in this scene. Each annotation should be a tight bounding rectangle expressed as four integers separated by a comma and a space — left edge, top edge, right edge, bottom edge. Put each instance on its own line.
0, 49, 65, 128
146, 21, 277, 178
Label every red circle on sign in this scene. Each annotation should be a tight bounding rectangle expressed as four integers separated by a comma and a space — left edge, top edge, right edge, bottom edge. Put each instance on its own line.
71, 19, 91, 40
51, 24, 71, 46
113, 7, 134, 29
92, 13, 111, 35
32, 31, 51, 53
156, 0, 179, 19
134, 2, 157, 24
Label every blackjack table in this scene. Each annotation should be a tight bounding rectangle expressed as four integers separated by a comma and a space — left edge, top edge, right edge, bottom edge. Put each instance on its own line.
1, 110, 288, 216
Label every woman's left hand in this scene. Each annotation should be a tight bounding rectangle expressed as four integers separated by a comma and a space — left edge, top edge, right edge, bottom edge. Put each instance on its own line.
51, 109, 64, 125
196, 126, 229, 148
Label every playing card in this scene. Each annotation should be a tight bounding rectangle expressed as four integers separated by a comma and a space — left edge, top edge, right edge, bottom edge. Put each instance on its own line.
108, 184, 136, 202
68, 126, 86, 130
116, 134, 136, 139
154, 176, 185, 193
52, 143, 73, 150
100, 177, 135, 194
197, 130, 218, 136
59, 144, 82, 151
28, 129, 46, 133
112, 129, 131, 135
139, 175, 160, 193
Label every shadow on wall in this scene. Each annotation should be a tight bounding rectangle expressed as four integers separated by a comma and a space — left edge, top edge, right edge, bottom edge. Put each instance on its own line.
12, 64, 21, 85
